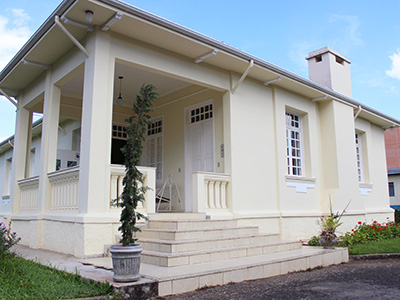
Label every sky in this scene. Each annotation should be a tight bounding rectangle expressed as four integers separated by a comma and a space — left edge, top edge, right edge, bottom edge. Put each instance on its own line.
1, 0, 400, 142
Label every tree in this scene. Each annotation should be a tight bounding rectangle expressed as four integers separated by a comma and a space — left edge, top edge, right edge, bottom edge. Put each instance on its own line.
119, 84, 158, 246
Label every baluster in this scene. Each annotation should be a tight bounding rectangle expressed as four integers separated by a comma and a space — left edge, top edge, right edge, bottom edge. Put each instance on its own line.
204, 180, 209, 209
66, 179, 70, 209
209, 181, 215, 208
215, 181, 221, 208
110, 175, 118, 208
118, 175, 124, 202
73, 177, 78, 209
220, 182, 227, 209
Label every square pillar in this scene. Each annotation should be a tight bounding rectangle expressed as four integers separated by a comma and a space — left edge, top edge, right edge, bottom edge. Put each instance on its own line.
78, 29, 114, 215
10, 100, 32, 214
37, 69, 61, 215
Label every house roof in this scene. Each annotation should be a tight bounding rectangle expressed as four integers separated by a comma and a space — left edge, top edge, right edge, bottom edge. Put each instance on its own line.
0, 0, 399, 129
388, 168, 400, 175
0, 118, 43, 155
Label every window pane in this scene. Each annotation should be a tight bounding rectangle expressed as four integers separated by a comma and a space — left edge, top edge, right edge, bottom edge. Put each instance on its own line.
389, 182, 395, 197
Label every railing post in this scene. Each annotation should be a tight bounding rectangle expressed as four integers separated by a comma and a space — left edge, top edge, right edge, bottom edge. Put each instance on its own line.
193, 172, 206, 213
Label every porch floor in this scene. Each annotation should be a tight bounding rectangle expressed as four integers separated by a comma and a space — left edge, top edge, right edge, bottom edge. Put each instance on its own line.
14, 244, 348, 297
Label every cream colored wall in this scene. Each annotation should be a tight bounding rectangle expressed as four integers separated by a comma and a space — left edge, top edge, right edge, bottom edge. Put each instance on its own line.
318, 100, 361, 213
355, 117, 392, 214
389, 174, 400, 207
228, 79, 279, 216
274, 88, 322, 215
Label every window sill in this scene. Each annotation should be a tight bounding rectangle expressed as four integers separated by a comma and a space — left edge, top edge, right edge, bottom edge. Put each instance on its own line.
2, 195, 10, 205
359, 183, 373, 196
285, 176, 316, 183
286, 176, 316, 193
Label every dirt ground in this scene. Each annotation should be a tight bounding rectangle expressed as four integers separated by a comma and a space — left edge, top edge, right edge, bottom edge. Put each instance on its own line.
158, 258, 400, 300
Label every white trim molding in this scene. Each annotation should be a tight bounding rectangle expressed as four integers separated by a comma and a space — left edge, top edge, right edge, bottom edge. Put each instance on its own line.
286, 176, 316, 193
359, 183, 373, 196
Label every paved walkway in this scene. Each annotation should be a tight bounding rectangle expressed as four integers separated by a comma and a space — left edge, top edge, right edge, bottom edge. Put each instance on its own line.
160, 258, 400, 300
14, 245, 400, 300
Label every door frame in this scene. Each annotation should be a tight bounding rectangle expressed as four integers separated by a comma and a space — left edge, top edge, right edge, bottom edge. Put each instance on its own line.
184, 99, 215, 212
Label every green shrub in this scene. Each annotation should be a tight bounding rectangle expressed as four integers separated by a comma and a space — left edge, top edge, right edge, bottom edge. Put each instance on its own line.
339, 219, 400, 247
307, 235, 322, 246
395, 209, 400, 223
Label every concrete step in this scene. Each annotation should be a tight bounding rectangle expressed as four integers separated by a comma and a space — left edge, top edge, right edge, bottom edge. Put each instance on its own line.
139, 233, 280, 253
137, 246, 349, 296
147, 213, 207, 221
147, 219, 239, 231
136, 226, 259, 241
141, 240, 302, 267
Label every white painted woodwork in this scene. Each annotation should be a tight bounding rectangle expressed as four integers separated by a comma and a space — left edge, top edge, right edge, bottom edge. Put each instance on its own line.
48, 167, 79, 210
192, 172, 230, 214
18, 176, 39, 212
185, 101, 215, 212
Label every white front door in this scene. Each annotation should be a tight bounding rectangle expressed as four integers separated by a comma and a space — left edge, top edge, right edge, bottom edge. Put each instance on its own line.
185, 101, 214, 212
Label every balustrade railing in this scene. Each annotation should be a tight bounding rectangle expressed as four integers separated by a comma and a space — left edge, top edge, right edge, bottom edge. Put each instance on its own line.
193, 172, 231, 214
48, 167, 79, 211
18, 176, 39, 212
110, 165, 156, 214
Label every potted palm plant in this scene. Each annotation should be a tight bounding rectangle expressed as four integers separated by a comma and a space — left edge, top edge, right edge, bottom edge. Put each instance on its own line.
319, 199, 350, 249
110, 84, 157, 282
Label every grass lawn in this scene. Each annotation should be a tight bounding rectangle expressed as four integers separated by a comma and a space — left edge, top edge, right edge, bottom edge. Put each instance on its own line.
0, 255, 114, 300
348, 237, 400, 256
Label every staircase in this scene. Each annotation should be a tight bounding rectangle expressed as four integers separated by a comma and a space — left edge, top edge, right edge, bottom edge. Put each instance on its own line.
135, 214, 348, 296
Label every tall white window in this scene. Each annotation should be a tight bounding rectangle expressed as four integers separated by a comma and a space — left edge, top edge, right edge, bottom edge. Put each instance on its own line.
145, 118, 163, 184
355, 133, 363, 182
286, 112, 303, 176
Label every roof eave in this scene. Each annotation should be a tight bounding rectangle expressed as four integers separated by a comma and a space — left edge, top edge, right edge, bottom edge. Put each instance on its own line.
1, 0, 399, 127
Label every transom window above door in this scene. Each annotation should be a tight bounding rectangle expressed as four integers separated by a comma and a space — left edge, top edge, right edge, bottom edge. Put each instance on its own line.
190, 103, 213, 124
112, 124, 127, 140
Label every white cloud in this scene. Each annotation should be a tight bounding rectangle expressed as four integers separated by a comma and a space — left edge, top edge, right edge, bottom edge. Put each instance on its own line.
329, 15, 363, 47
0, 9, 32, 70
386, 50, 400, 81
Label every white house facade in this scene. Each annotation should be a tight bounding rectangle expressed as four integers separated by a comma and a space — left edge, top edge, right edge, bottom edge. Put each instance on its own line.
0, 0, 398, 258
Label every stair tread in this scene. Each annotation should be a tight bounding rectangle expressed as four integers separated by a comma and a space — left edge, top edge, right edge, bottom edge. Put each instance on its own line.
139, 225, 259, 233
138, 233, 278, 245
139, 247, 348, 282
142, 240, 301, 258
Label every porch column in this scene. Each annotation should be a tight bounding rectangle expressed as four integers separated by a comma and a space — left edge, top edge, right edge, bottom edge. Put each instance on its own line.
10, 98, 32, 214
78, 28, 114, 214
222, 91, 233, 211
37, 68, 61, 214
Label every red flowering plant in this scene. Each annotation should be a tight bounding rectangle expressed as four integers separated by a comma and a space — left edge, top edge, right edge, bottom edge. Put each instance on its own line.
0, 221, 21, 257
339, 218, 400, 247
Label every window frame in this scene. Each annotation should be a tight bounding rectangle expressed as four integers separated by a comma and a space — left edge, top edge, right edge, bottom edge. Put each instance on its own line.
389, 182, 395, 197
355, 132, 363, 182
144, 117, 164, 185
286, 111, 304, 177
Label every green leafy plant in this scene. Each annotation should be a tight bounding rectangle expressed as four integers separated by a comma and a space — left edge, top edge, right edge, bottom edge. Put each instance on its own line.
318, 199, 350, 247
118, 84, 158, 246
339, 218, 400, 247
0, 221, 21, 257
395, 209, 400, 223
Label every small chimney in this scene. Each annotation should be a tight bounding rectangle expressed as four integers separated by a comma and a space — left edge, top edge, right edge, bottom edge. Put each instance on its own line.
306, 47, 352, 98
